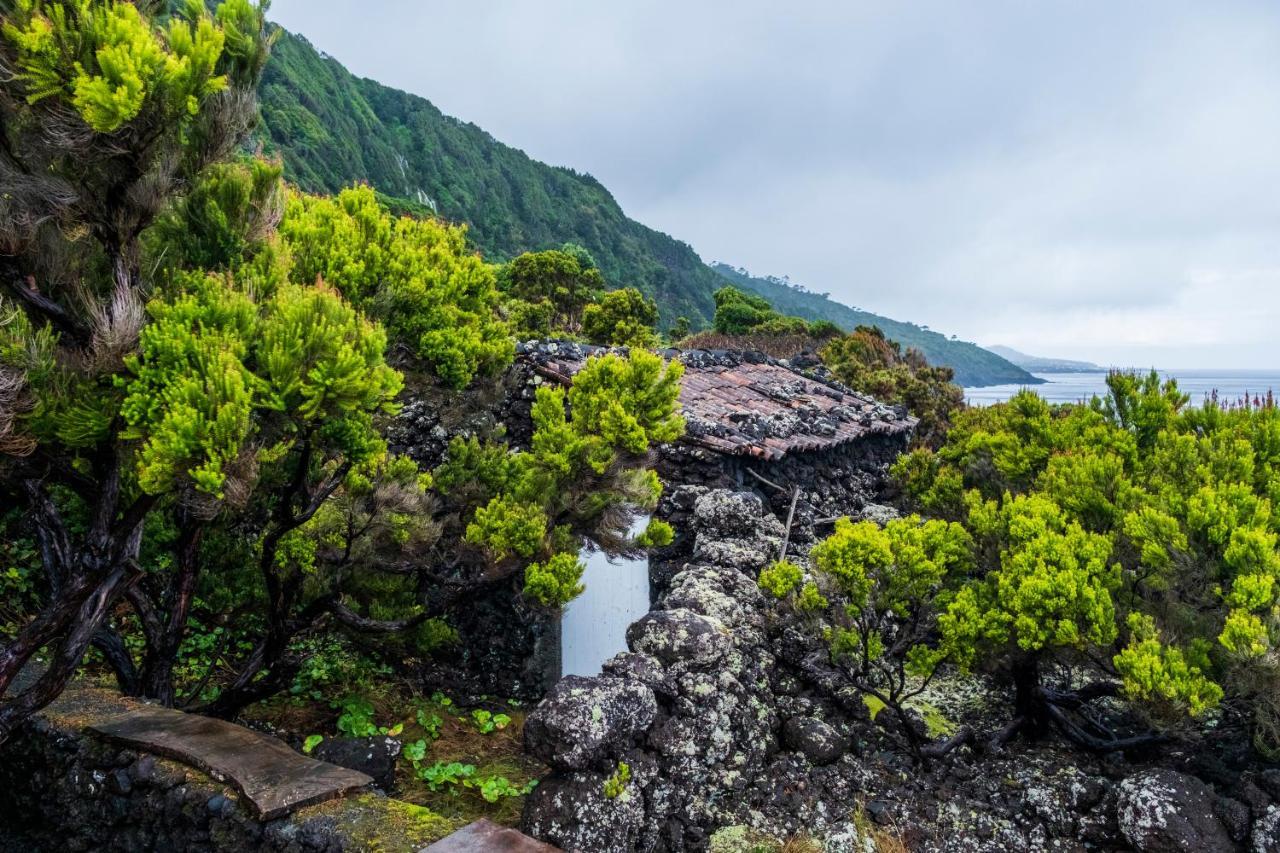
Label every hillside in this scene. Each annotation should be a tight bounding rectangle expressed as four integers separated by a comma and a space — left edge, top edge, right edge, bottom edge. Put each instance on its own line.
987, 345, 1103, 373
255, 28, 1036, 387
715, 266, 1039, 386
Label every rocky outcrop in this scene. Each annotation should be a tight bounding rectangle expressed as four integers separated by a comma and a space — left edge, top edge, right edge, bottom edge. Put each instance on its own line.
1116, 769, 1236, 853
523, 676, 658, 771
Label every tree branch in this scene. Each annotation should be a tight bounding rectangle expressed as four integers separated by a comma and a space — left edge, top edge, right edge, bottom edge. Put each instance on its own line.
0, 267, 90, 347
328, 600, 432, 634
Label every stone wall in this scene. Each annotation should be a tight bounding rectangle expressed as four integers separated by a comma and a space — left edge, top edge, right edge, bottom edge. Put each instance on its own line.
0, 685, 452, 853
520, 488, 870, 851
387, 364, 563, 702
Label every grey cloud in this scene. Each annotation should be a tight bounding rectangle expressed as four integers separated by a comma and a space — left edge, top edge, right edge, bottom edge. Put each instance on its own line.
270, 0, 1280, 368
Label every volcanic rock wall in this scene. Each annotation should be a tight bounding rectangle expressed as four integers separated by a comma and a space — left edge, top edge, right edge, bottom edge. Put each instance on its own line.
520, 488, 873, 851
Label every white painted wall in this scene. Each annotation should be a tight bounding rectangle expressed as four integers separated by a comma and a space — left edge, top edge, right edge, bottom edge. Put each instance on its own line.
561, 519, 652, 677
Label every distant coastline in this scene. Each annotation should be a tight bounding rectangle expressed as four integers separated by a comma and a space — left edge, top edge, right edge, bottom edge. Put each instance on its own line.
964, 369, 1280, 406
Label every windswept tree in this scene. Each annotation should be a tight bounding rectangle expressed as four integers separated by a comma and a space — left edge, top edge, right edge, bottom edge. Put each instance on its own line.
880, 373, 1280, 755
0, 0, 274, 739
582, 286, 659, 348
501, 247, 604, 338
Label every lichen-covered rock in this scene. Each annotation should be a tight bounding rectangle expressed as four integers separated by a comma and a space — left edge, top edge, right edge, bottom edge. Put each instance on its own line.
626, 609, 731, 666
858, 503, 901, 525
1253, 805, 1280, 853
311, 736, 401, 791
1116, 769, 1236, 853
662, 565, 764, 629
523, 675, 657, 771
692, 491, 771, 538
602, 652, 673, 698
522, 767, 647, 853
782, 716, 847, 766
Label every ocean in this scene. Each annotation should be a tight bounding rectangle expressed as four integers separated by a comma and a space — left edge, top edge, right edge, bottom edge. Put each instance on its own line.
964, 369, 1280, 407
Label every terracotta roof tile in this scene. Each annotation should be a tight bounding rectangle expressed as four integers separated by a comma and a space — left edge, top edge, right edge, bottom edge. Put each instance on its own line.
517, 342, 915, 460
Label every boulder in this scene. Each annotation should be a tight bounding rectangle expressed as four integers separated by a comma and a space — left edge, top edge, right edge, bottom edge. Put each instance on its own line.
602, 652, 673, 698
521, 767, 646, 853
1254, 805, 1280, 853
310, 736, 401, 790
782, 716, 847, 766
1116, 769, 1236, 853
626, 609, 731, 666
523, 675, 657, 771
858, 503, 902, 526
692, 491, 769, 538
661, 565, 764, 629
1260, 769, 1280, 802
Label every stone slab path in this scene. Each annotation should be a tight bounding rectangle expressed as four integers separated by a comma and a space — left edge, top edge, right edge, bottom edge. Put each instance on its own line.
421, 819, 562, 852
89, 706, 372, 820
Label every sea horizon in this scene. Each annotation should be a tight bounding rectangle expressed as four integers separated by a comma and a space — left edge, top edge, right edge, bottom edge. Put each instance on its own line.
965, 368, 1280, 406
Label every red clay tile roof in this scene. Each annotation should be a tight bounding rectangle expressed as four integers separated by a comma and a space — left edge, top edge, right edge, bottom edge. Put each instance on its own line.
518, 342, 915, 461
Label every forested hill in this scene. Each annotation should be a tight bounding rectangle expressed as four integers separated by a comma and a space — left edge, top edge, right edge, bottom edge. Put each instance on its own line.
712, 265, 1039, 386
256, 28, 1036, 387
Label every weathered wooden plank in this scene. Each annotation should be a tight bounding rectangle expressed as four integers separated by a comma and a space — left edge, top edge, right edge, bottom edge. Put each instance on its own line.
89, 706, 371, 820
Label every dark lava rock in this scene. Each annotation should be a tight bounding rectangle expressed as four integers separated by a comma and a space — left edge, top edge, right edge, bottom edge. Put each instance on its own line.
625, 608, 731, 666
311, 736, 401, 790
602, 652, 673, 698
1261, 769, 1280, 802
1254, 806, 1280, 853
523, 675, 657, 771
522, 768, 645, 853
1213, 796, 1251, 843
783, 716, 847, 766
1116, 769, 1236, 853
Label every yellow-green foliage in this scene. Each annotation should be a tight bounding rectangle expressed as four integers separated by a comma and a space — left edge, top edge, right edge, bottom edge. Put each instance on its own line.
441, 350, 684, 606
2, 0, 265, 132
758, 559, 802, 599
119, 273, 257, 497
937, 495, 1120, 669
119, 275, 401, 500
523, 552, 585, 607
602, 761, 631, 799
1114, 613, 1222, 716
280, 186, 511, 388
635, 518, 675, 548
808, 515, 971, 678
582, 287, 660, 348
894, 368, 1280, 730
812, 516, 971, 617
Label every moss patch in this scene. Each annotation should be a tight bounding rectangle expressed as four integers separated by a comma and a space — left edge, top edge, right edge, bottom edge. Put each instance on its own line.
297, 794, 457, 851
911, 700, 958, 739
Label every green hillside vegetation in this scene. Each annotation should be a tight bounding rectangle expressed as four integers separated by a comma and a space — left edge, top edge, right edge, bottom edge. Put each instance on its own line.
713, 265, 1039, 387
254, 29, 1034, 388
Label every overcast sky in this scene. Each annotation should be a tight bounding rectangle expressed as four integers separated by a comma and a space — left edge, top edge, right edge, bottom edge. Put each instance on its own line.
269, 1, 1280, 369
